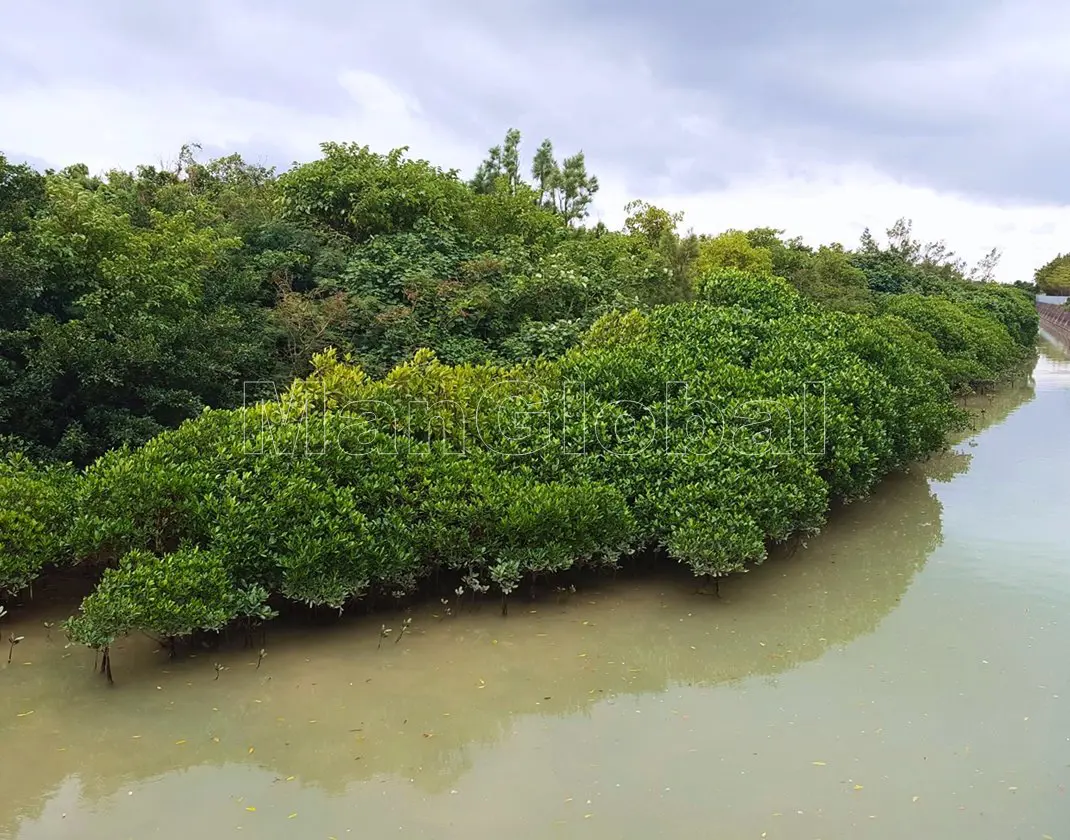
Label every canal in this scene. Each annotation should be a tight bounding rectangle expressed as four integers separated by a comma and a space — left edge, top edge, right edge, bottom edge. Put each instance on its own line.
1, 342, 1068, 839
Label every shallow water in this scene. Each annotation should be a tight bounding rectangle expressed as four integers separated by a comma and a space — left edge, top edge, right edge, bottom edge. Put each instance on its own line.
1, 346, 1068, 839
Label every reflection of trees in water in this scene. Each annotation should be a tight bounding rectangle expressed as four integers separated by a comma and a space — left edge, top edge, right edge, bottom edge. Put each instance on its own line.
605, 466, 945, 689
0, 379, 1039, 824
952, 378, 1036, 445
923, 449, 973, 482
1039, 331, 1070, 362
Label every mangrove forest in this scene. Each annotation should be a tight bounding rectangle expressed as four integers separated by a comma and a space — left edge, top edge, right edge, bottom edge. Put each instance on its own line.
0, 130, 1040, 679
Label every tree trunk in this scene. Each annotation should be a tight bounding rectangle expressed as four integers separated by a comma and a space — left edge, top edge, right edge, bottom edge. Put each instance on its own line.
102, 647, 114, 684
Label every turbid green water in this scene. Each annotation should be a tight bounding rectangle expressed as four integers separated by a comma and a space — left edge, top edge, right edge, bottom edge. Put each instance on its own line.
1, 345, 1068, 839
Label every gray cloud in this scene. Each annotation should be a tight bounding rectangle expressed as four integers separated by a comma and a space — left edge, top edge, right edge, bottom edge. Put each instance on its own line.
3, 0, 1068, 205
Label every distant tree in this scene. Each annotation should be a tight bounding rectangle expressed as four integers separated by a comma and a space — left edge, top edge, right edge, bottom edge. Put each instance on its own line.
472, 130, 601, 225
552, 152, 599, 224
623, 200, 698, 302
969, 247, 1001, 283
694, 230, 774, 276
886, 217, 924, 265
470, 128, 522, 195
1035, 253, 1070, 295
850, 218, 992, 294
623, 199, 682, 247
527, 139, 599, 224
785, 245, 873, 314
744, 227, 815, 279
278, 142, 469, 243
530, 138, 558, 207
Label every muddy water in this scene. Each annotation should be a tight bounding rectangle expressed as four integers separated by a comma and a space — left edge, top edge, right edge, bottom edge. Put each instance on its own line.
2, 348, 1068, 840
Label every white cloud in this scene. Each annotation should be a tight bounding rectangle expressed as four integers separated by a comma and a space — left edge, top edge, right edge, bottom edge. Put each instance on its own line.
0, 71, 482, 175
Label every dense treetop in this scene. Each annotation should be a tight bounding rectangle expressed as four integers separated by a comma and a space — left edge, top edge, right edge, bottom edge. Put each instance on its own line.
1035, 253, 1070, 295
0, 130, 1033, 464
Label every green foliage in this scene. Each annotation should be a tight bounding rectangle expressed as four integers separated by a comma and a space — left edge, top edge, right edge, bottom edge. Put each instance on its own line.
696, 268, 808, 318
737, 230, 875, 314
788, 245, 875, 314
0, 165, 273, 464
623, 200, 699, 304
947, 282, 1038, 348
0, 455, 76, 595
62, 359, 636, 645
470, 128, 523, 196
1035, 253, 1070, 295
695, 230, 774, 277
64, 547, 271, 648
277, 142, 470, 243
71, 408, 250, 561
489, 133, 603, 225
881, 294, 1026, 390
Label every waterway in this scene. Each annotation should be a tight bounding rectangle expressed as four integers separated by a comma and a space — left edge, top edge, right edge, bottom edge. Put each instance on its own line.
1, 343, 1068, 839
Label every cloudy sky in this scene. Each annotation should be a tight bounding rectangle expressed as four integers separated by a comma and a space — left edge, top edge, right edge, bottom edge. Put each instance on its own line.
3, 0, 1069, 281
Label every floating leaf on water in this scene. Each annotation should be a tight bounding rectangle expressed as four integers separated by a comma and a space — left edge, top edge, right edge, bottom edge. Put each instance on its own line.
175, 740, 186, 745
245, 806, 256, 812
285, 776, 295, 781
248, 747, 255, 754
16, 710, 34, 717
812, 761, 826, 766
854, 785, 864, 790
288, 813, 297, 819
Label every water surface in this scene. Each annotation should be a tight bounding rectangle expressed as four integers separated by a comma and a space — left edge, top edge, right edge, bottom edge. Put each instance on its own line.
2, 346, 1068, 839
